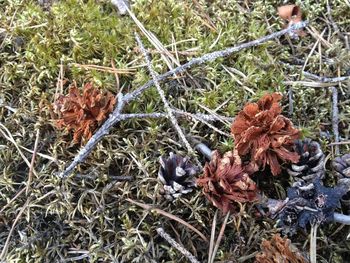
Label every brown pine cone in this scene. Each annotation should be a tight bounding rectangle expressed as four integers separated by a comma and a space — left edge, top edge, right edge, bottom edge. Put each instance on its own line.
231, 93, 300, 176
158, 153, 200, 200
287, 139, 325, 184
255, 233, 309, 263
53, 83, 116, 144
196, 150, 259, 214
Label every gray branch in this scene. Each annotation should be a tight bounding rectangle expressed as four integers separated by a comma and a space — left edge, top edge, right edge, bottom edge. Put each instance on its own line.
156, 228, 200, 263
331, 86, 340, 155
135, 33, 195, 154
124, 21, 309, 102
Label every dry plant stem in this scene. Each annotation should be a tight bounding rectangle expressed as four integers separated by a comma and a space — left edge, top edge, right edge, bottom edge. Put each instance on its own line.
208, 210, 218, 263
310, 223, 318, 263
26, 129, 40, 195
119, 112, 232, 137
331, 86, 340, 155
303, 71, 350, 83
156, 228, 201, 263
126, 198, 208, 242
328, 141, 350, 146
0, 123, 38, 177
135, 33, 195, 155
59, 21, 308, 178
209, 212, 230, 263
0, 199, 30, 261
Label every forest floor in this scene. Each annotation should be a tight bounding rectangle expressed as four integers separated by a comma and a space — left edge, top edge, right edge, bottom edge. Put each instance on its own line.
0, 0, 350, 262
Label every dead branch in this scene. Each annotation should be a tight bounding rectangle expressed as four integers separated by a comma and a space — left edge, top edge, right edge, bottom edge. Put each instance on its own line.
135, 33, 195, 155
331, 86, 340, 155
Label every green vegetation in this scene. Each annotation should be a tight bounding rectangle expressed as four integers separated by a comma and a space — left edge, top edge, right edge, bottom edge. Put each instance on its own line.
0, 0, 349, 262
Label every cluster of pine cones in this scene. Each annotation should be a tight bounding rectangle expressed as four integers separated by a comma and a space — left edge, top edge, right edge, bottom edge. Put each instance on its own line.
157, 92, 350, 234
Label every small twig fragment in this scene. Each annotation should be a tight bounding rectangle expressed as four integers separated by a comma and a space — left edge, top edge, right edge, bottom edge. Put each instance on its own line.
156, 228, 200, 263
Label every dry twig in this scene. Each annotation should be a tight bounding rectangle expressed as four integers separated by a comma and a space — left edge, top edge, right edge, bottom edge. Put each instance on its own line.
156, 227, 201, 263
135, 33, 195, 155
331, 86, 340, 155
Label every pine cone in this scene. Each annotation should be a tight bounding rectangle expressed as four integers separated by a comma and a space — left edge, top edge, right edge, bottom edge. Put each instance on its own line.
231, 92, 300, 176
255, 234, 309, 263
53, 83, 116, 144
196, 150, 259, 214
273, 180, 346, 235
287, 139, 325, 184
332, 154, 350, 214
332, 154, 350, 179
158, 153, 200, 200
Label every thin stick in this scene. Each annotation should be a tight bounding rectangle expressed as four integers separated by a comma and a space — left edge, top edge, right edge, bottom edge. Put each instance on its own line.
331, 86, 340, 155
71, 63, 135, 74
135, 33, 195, 155
328, 141, 350, 146
126, 198, 208, 242
302, 71, 350, 83
58, 21, 308, 178
156, 228, 201, 263
119, 112, 233, 122
26, 129, 40, 195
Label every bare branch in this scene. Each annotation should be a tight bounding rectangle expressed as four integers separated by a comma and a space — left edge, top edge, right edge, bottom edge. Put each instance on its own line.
124, 21, 308, 102
331, 86, 340, 155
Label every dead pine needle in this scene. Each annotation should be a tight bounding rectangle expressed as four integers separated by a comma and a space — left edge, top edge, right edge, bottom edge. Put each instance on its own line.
26, 129, 40, 195
209, 212, 230, 263
126, 198, 208, 242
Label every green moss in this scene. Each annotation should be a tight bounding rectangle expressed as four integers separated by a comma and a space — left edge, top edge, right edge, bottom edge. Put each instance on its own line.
1, 0, 350, 262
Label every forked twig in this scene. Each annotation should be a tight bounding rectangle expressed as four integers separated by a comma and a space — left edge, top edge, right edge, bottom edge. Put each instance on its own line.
135, 33, 195, 155
58, 21, 308, 178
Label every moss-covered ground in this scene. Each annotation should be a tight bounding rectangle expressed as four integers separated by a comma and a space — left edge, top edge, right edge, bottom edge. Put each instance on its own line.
0, 0, 350, 262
